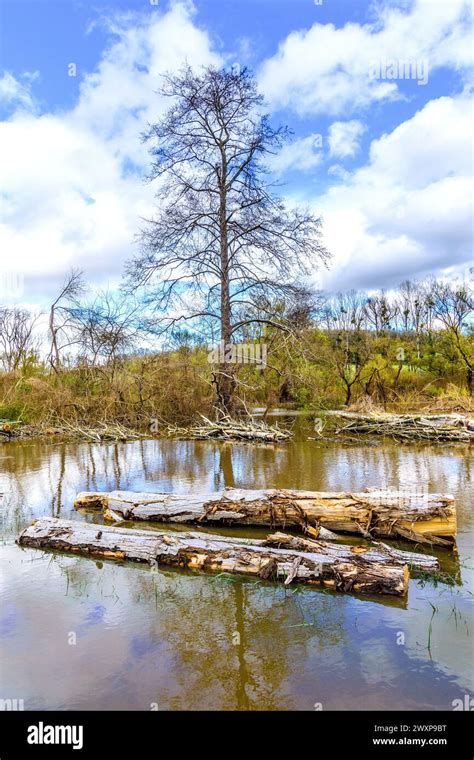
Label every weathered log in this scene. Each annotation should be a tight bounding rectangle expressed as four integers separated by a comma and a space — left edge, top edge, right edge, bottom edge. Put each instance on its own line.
265, 533, 439, 573
74, 487, 456, 547
17, 517, 424, 596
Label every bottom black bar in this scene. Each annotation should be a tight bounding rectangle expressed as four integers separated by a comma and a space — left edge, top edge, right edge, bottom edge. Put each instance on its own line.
0, 710, 472, 757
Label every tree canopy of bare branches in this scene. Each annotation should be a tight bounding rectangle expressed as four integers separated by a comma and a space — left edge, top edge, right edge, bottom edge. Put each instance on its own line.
0, 307, 39, 372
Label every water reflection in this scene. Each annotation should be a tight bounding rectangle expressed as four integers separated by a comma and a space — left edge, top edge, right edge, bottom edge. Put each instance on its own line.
0, 427, 473, 710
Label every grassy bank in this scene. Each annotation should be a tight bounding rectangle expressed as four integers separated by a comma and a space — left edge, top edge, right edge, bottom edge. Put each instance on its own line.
0, 326, 472, 436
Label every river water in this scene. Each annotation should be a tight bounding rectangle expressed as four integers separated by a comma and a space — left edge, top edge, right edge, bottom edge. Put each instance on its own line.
0, 419, 473, 710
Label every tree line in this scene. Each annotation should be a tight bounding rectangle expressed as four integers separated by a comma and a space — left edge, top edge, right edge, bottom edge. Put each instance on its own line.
0, 273, 472, 423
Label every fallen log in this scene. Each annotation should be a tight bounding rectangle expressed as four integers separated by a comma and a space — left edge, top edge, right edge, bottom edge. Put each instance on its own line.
74, 487, 456, 547
265, 532, 439, 573
17, 517, 432, 596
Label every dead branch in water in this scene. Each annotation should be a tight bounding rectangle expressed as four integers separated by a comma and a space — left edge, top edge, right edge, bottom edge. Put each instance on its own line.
56, 420, 148, 442
0, 420, 148, 442
326, 411, 474, 443
165, 413, 292, 442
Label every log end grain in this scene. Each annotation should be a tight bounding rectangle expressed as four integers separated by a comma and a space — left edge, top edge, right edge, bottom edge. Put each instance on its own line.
74, 492, 109, 511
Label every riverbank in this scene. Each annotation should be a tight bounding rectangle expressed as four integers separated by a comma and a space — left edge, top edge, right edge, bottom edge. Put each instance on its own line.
2, 407, 473, 444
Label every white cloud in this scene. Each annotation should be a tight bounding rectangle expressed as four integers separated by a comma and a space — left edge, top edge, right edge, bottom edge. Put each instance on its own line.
73, 4, 219, 161
316, 95, 473, 290
0, 3, 220, 304
0, 0, 471, 311
265, 133, 323, 174
328, 121, 365, 158
258, 0, 473, 115
0, 71, 39, 112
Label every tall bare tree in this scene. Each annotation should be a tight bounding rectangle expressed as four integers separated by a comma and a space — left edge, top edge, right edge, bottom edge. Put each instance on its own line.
47, 269, 85, 373
396, 279, 427, 357
431, 279, 474, 395
126, 66, 328, 413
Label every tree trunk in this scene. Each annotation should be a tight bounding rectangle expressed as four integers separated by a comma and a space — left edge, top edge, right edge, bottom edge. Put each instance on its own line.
74, 487, 457, 547
18, 517, 433, 597
344, 382, 352, 406
279, 378, 293, 403
213, 368, 236, 416
48, 305, 60, 374
215, 143, 236, 415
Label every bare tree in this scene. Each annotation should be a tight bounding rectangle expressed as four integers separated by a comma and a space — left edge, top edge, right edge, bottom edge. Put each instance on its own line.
0, 307, 39, 372
126, 66, 328, 413
431, 279, 474, 394
47, 269, 85, 373
396, 280, 427, 356
321, 290, 367, 332
364, 290, 398, 334
74, 291, 142, 372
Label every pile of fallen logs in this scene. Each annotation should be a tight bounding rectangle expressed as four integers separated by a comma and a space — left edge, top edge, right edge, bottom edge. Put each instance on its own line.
166, 414, 292, 442
17, 485, 457, 598
328, 411, 474, 443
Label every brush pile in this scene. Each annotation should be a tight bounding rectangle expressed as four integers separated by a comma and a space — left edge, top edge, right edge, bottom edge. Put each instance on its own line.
166, 414, 292, 442
56, 421, 148, 442
331, 411, 474, 442
0, 420, 147, 442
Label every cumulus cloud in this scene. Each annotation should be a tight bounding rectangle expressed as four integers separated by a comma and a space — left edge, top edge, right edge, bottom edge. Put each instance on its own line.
0, 0, 471, 310
0, 3, 220, 303
258, 0, 472, 115
265, 133, 323, 174
317, 95, 473, 291
328, 121, 365, 159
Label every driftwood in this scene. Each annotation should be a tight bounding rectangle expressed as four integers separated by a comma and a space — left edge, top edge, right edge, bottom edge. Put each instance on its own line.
74, 487, 456, 547
326, 411, 474, 443
17, 517, 440, 596
55, 421, 148, 442
0, 420, 23, 439
166, 414, 292, 442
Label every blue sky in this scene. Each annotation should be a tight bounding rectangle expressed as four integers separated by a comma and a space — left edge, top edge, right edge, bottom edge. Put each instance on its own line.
0, 0, 472, 309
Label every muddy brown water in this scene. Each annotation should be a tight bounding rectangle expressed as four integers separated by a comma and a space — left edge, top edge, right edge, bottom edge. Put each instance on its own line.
0, 416, 473, 710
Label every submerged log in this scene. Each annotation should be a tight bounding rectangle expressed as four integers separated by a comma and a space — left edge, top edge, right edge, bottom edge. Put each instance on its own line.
74, 487, 456, 547
16, 517, 429, 596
